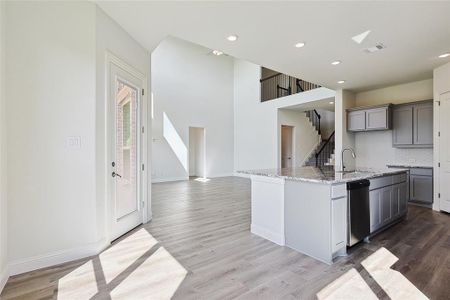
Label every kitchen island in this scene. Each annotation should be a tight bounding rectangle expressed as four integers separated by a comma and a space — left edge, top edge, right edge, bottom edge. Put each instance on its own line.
240, 166, 408, 264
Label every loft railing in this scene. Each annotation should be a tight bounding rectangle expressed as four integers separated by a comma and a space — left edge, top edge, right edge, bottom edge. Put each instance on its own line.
315, 131, 335, 167
307, 109, 321, 136
260, 73, 321, 102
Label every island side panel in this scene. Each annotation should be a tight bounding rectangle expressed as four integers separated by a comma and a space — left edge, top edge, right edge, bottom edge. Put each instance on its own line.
284, 180, 333, 264
250, 175, 285, 245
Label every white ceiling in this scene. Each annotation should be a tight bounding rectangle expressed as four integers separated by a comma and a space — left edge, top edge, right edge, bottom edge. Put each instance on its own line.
97, 1, 450, 92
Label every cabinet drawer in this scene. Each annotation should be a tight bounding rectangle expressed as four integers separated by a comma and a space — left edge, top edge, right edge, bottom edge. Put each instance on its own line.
331, 184, 347, 199
370, 176, 393, 190
392, 173, 407, 184
410, 168, 433, 176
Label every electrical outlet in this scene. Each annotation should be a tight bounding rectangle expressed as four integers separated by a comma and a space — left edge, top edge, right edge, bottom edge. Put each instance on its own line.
408, 158, 416, 164
66, 136, 81, 149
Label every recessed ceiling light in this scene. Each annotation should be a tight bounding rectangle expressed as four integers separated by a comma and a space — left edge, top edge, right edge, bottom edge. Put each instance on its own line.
439, 52, 450, 58
295, 42, 305, 48
337, 80, 345, 84
329, 101, 335, 104
331, 60, 341, 65
227, 35, 238, 42
212, 50, 224, 56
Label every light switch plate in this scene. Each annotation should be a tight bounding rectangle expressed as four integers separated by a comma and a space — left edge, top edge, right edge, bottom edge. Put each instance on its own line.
66, 136, 81, 149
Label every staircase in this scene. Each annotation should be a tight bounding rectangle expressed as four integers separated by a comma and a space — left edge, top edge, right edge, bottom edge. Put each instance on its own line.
304, 109, 335, 168
304, 136, 335, 167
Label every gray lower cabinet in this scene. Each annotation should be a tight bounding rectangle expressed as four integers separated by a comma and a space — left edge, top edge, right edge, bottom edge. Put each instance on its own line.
369, 175, 407, 234
392, 100, 433, 148
410, 168, 433, 204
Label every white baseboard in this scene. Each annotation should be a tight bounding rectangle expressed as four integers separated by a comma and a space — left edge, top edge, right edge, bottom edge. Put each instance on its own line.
233, 172, 251, 178
8, 240, 106, 276
251, 224, 285, 246
152, 173, 235, 183
0, 265, 9, 294
151, 176, 188, 183
207, 173, 234, 178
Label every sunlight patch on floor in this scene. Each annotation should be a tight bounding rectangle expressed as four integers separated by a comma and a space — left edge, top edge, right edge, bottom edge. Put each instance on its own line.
57, 260, 98, 299
57, 228, 187, 299
317, 247, 429, 300
361, 247, 428, 300
99, 228, 158, 284
316, 268, 378, 300
110, 246, 188, 299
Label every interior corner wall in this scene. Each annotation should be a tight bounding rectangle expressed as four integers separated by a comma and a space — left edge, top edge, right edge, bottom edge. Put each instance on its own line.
95, 6, 151, 239
354, 79, 433, 169
151, 37, 234, 182
5, 1, 98, 274
233, 59, 336, 172
335, 90, 356, 170
0, 0, 8, 289
277, 109, 320, 167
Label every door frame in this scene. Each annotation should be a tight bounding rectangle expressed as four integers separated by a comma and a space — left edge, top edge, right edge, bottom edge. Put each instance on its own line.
280, 125, 295, 168
105, 52, 149, 243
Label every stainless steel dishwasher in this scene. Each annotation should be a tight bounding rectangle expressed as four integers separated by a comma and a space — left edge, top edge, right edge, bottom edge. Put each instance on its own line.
347, 179, 370, 246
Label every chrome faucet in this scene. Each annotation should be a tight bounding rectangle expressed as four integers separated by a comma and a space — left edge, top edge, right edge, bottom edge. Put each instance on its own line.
341, 148, 356, 172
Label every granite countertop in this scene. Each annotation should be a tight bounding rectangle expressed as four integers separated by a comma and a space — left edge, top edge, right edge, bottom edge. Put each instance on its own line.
239, 166, 408, 184
386, 163, 433, 169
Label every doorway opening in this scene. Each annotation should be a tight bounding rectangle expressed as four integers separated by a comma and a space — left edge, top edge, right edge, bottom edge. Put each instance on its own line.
281, 125, 294, 168
189, 127, 206, 179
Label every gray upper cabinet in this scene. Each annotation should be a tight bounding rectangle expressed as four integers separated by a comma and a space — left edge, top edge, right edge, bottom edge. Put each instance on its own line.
392, 100, 433, 148
393, 105, 413, 145
366, 107, 391, 130
414, 102, 433, 146
347, 104, 392, 132
348, 110, 366, 131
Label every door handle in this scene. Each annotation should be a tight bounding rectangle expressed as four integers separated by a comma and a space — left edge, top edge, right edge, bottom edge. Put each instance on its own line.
112, 172, 122, 178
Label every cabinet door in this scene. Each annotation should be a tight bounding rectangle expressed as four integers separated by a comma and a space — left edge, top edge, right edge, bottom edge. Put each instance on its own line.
369, 189, 382, 233
332, 197, 347, 253
348, 110, 366, 131
414, 102, 433, 146
410, 175, 433, 204
391, 184, 400, 219
381, 187, 392, 225
393, 105, 413, 146
366, 107, 389, 130
399, 182, 408, 214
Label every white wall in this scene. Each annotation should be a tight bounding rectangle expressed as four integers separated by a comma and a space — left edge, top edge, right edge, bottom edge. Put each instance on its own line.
355, 79, 433, 107
335, 90, 356, 170
354, 79, 434, 169
3, 2, 151, 277
6, 1, 98, 272
316, 109, 335, 139
277, 109, 320, 167
0, 0, 8, 290
151, 37, 234, 182
233, 59, 336, 172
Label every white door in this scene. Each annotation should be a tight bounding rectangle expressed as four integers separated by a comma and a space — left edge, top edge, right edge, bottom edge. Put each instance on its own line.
439, 91, 450, 212
281, 126, 294, 168
109, 63, 144, 240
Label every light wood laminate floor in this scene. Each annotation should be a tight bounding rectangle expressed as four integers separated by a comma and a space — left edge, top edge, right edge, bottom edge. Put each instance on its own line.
1, 176, 450, 299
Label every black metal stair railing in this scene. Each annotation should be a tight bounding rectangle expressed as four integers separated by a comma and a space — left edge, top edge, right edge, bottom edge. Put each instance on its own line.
307, 109, 321, 136
315, 131, 335, 167
260, 73, 321, 102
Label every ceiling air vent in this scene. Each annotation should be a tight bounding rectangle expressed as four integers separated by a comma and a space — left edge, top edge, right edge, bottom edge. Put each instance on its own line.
363, 43, 386, 54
